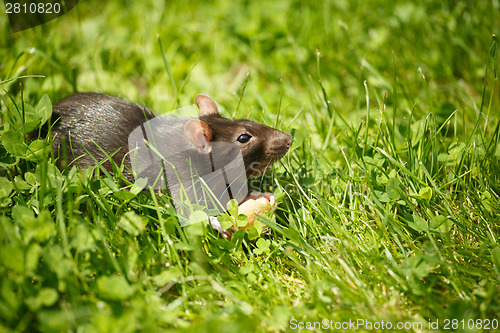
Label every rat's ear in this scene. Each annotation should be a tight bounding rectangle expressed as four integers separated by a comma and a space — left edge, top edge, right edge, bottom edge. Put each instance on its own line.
195, 94, 220, 116
184, 119, 213, 154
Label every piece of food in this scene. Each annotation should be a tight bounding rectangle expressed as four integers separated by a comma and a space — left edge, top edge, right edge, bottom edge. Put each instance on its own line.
237, 197, 275, 229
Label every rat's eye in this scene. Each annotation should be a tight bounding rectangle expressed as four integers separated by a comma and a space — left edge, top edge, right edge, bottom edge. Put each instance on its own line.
237, 134, 251, 143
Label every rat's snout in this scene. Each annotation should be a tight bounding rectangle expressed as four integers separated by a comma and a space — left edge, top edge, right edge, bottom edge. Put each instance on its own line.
268, 131, 293, 159
284, 132, 293, 148
277, 131, 292, 150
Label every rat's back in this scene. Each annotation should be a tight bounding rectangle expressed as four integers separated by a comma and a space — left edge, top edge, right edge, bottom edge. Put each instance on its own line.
49, 93, 154, 172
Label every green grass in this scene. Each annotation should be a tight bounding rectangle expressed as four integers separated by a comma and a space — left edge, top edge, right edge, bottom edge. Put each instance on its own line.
1, 1, 500, 332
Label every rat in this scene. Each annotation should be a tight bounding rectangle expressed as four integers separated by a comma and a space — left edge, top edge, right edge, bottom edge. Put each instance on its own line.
43, 93, 292, 235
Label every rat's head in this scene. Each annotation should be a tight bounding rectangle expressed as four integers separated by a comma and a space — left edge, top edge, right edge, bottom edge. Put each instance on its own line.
184, 94, 292, 178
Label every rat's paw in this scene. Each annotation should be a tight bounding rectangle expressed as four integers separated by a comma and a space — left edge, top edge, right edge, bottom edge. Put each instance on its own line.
209, 216, 233, 240
246, 191, 276, 207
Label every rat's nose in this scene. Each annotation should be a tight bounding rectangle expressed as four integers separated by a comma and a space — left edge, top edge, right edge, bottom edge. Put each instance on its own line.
284, 132, 293, 148
270, 131, 292, 154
